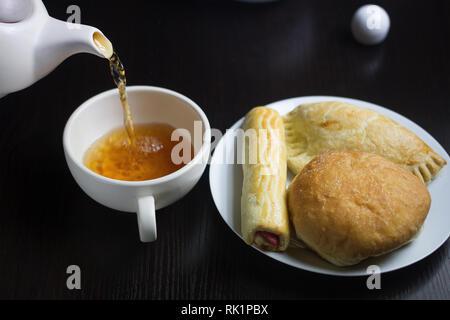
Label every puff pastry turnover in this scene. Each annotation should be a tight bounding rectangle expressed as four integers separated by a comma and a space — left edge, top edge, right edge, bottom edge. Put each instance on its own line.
284, 101, 446, 184
241, 107, 290, 251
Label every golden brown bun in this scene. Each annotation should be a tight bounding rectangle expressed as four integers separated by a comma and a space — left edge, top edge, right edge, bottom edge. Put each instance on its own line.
287, 151, 431, 266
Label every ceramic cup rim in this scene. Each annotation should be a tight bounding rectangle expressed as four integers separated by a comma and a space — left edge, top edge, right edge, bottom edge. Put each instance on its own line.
63, 85, 211, 186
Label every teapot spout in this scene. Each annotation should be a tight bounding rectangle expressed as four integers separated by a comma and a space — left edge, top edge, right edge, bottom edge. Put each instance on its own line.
35, 17, 113, 79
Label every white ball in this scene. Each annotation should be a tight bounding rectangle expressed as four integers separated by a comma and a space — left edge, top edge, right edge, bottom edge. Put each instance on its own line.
351, 4, 390, 45
0, 0, 32, 23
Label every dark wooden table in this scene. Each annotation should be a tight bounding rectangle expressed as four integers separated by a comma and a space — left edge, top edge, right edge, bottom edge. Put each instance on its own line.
0, 0, 448, 300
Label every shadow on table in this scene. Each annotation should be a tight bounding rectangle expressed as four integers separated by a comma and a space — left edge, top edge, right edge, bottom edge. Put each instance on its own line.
233, 235, 448, 299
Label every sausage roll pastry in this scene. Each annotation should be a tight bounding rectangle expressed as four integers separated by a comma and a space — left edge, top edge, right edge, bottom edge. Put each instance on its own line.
241, 107, 290, 251
284, 101, 446, 184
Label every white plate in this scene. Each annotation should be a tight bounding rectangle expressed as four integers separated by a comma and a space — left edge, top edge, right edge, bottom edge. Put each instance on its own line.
209, 96, 450, 276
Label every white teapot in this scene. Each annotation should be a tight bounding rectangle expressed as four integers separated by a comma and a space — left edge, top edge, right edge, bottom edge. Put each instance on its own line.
0, 0, 113, 98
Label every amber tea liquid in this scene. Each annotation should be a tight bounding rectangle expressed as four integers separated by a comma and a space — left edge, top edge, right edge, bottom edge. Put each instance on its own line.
108, 51, 136, 145
93, 32, 135, 144
89, 34, 190, 181
84, 123, 190, 181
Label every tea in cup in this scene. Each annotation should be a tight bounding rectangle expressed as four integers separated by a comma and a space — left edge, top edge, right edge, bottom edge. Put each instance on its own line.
63, 86, 211, 242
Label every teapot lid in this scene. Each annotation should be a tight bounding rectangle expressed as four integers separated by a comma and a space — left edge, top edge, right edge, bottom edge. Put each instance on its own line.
0, 0, 33, 23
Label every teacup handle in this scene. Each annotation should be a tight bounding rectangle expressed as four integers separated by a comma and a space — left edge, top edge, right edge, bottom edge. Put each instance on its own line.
137, 195, 157, 242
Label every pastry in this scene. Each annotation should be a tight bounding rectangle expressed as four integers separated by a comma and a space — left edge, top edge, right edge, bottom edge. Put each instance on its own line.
284, 101, 446, 184
287, 150, 431, 266
241, 107, 290, 251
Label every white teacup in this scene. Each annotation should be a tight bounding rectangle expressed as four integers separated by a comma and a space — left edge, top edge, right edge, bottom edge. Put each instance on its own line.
63, 86, 211, 242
